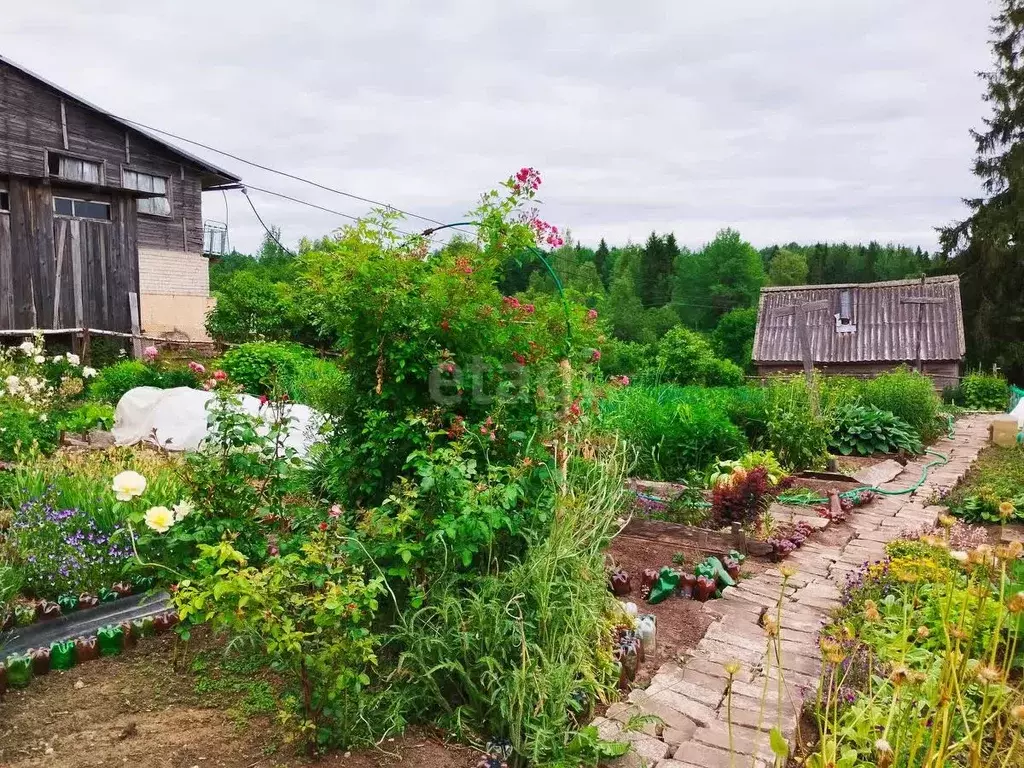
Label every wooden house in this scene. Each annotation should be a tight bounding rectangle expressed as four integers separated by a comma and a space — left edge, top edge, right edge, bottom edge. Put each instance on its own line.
752, 276, 965, 389
0, 55, 241, 342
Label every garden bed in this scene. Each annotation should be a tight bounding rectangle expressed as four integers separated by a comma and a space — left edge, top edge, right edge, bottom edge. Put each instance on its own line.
0, 630, 477, 768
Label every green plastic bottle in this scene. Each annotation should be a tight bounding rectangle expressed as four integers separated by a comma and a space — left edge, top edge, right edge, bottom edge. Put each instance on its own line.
97, 625, 125, 656
50, 640, 76, 671
5, 654, 32, 689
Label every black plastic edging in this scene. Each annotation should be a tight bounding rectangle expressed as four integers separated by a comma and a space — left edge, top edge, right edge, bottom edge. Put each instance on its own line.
1, 592, 170, 658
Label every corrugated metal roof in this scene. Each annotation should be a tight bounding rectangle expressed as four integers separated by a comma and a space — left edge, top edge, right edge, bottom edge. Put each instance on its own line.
752, 275, 965, 364
0, 55, 241, 188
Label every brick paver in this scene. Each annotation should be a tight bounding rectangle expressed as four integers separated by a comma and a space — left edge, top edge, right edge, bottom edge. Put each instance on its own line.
598, 414, 994, 766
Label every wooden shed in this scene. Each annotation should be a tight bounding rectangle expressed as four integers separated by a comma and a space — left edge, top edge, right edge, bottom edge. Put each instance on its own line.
0, 55, 241, 340
752, 276, 965, 389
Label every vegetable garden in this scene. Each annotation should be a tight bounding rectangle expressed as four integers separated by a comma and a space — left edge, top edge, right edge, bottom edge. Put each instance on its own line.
1, 170, 1023, 768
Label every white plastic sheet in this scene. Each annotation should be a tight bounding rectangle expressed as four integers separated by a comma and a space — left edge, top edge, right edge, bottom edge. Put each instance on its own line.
111, 386, 325, 457
1011, 396, 1024, 428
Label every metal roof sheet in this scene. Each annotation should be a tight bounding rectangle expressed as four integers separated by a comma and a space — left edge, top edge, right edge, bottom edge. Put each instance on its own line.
752, 275, 965, 364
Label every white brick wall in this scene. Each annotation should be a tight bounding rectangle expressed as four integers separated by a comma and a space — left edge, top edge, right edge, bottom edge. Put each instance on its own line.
138, 247, 210, 297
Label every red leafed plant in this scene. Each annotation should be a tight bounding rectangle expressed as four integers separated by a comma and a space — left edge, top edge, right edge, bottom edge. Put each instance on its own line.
711, 467, 790, 527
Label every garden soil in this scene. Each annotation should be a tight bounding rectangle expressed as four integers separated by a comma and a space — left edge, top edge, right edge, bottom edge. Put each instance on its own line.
606, 536, 770, 686
0, 633, 476, 768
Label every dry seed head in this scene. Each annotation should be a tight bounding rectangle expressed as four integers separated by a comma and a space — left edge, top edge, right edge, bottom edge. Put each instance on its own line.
1011, 705, 1024, 725
938, 514, 956, 528
863, 600, 881, 623
762, 616, 779, 637
976, 664, 1002, 685
889, 666, 911, 686
916, 625, 930, 640
1008, 592, 1024, 614
999, 501, 1016, 520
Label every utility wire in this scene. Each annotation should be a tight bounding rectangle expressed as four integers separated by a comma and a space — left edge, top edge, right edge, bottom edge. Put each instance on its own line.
241, 188, 296, 258
119, 115, 473, 235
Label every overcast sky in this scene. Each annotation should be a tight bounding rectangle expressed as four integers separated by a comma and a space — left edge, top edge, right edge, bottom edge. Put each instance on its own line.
1, 1, 995, 254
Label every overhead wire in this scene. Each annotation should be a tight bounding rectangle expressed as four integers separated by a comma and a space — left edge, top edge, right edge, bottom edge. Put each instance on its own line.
117, 114, 474, 236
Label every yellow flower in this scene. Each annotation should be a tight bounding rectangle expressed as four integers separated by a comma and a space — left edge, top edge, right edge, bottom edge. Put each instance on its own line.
762, 616, 779, 637
112, 471, 147, 501
938, 514, 956, 529
722, 660, 742, 677
779, 564, 798, 580
1000, 501, 1016, 520
144, 506, 174, 533
172, 499, 195, 522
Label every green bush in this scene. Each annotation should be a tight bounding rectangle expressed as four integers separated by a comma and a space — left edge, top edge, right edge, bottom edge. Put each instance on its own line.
88, 360, 160, 403
654, 326, 744, 387
0, 400, 61, 460
600, 385, 746, 479
599, 338, 653, 377
762, 378, 829, 470
862, 368, 941, 441
221, 341, 316, 397
828, 404, 923, 456
55, 402, 115, 434
960, 371, 1010, 410
292, 358, 349, 413
206, 270, 305, 344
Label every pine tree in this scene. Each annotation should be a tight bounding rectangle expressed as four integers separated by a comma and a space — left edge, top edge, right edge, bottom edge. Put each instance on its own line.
940, 0, 1024, 380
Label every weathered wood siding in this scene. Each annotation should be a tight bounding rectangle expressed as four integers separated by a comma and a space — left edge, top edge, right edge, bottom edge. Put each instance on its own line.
0, 59, 204, 253
0, 178, 137, 332
0, 213, 13, 327
50, 194, 139, 332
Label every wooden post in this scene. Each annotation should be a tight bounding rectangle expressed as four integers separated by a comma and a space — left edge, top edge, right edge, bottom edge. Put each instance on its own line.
128, 292, 143, 359
773, 299, 829, 414
81, 327, 91, 366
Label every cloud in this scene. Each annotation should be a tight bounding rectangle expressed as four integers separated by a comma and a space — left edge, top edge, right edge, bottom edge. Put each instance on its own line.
0, 0, 995, 253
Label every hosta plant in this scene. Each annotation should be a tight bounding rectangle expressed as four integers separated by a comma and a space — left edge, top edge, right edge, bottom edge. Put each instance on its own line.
828, 404, 922, 456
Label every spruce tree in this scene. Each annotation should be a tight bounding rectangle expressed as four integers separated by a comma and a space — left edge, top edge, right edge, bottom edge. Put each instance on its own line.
940, 0, 1024, 380
639, 232, 677, 308
594, 238, 611, 288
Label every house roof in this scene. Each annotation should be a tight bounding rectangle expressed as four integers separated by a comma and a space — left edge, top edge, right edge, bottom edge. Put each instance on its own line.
0, 55, 241, 190
752, 275, 965, 364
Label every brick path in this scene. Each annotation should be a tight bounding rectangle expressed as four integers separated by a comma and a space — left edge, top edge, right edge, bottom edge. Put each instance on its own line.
594, 414, 995, 767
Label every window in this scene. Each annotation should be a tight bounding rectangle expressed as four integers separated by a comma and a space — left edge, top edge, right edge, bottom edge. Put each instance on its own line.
48, 152, 103, 184
53, 196, 110, 221
0, 190, 8, 213
122, 170, 171, 216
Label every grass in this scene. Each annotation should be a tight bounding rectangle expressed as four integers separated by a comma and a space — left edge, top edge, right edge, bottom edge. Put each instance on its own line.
190, 646, 279, 729
946, 445, 1024, 508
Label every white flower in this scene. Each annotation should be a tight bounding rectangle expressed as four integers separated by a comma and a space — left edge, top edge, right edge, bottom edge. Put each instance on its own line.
82, 366, 98, 379
950, 550, 969, 563
66, 352, 80, 366
111, 470, 147, 501
875, 738, 892, 755
4, 375, 20, 393
172, 499, 195, 522
18, 341, 36, 356
51, 355, 63, 363
33, 355, 45, 364
144, 506, 174, 533
39, 413, 47, 422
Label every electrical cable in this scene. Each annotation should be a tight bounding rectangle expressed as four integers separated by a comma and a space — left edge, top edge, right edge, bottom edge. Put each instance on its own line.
118, 115, 472, 235
241, 188, 296, 258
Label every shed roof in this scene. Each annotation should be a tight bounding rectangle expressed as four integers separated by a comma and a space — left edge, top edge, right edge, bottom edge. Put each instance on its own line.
0, 55, 241, 190
752, 275, 965, 364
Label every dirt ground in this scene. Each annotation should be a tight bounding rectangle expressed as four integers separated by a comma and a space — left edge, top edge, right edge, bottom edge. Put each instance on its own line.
0, 634, 477, 768
605, 536, 772, 686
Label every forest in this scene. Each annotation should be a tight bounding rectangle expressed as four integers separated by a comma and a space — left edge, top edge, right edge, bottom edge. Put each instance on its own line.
209, 228, 939, 382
